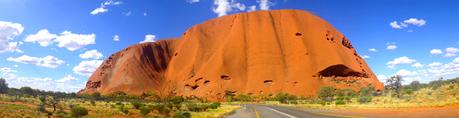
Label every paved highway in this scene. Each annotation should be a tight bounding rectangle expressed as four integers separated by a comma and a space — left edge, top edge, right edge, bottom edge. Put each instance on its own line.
226, 104, 347, 118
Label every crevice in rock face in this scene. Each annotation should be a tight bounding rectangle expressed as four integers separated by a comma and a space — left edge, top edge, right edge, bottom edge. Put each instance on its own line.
319, 64, 367, 77
185, 84, 199, 90
86, 81, 101, 89
341, 37, 353, 49
293, 81, 298, 86
195, 77, 203, 82
204, 80, 210, 85
221, 75, 231, 80
264, 80, 273, 86
295, 32, 302, 36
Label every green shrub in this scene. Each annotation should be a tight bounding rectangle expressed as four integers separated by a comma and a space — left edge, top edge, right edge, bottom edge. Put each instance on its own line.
335, 100, 345, 105
139, 106, 152, 116
152, 104, 172, 115
209, 102, 221, 109
359, 96, 372, 103
70, 106, 88, 118
318, 86, 336, 102
54, 110, 68, 118
37, 103, 47, 113
118, 104, 129, 114
173, 111, 191, 118
336, 88, 357, 103
318, 100, 326, 106
275, 92, 297, 104
130, 100, 144, 109
90, 100, 96, 106
359, 86, 374, 103
169, 96, 185, 105
235, 94, 252, 102
186, 103, 208, 112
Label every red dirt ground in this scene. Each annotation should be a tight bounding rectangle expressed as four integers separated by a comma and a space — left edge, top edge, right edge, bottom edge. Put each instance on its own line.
319, 104, 459, 118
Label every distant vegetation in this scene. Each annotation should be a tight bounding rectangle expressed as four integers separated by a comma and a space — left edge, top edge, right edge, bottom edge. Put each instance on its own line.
220, 76, 459, 109
0, 77, 237, 118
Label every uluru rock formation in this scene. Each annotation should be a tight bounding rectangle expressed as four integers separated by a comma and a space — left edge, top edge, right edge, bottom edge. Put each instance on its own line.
79, 10, 384, 100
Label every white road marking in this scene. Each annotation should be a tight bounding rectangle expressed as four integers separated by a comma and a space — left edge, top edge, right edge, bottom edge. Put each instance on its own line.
265, 107, 298, 118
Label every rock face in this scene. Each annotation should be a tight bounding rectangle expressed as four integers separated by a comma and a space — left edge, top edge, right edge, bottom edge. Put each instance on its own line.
79, 10, 384, 100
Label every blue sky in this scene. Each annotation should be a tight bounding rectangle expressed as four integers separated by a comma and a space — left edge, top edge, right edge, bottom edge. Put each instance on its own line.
0, 0, 459, 92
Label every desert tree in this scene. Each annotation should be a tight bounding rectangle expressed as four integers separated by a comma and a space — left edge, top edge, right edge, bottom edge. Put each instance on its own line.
385, 75, 403, 98
0, 78, 8, 93
407, 80, 421, 90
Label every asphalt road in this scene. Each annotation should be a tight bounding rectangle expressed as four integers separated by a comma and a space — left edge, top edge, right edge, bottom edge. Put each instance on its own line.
226, 104, 344, 118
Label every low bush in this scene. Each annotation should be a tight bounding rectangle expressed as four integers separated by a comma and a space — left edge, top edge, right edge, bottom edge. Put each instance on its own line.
359, 86, 374, 103
169, 96, 185, 105
118, 104, 129, 114
275, 92, 297, 104
335, 99, 345, 105
130, 100, 144, 109
209, 102, 221, 109
139, 106, 152, 116
318, 86, 336, 102
152, 103, 172, 116
90, 100, 96, 106
70, 106, 88, 118
37, 103, 47, 113
186, 103, 208, 112
234, 94, 252, 102
173, 111, 191, 118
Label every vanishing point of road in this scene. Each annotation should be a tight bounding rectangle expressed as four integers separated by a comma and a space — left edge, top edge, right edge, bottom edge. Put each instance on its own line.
226, 104, 351, 118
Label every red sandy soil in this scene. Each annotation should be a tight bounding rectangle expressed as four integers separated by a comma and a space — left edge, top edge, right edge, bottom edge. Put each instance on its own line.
79, 9, 384, 101
0, 101, 35, 108
318, 104, 459, 118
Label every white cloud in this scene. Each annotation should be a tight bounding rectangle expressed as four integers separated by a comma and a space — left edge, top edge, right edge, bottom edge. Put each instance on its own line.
212, 0, 247, 17
140, 34, 156, 43
123, 11, 132, 16
186, 0, 200, 4
0, 67, 17, 76
56, 75, 78, 83
412, 62, 424, 68
73, 60, 103, 76
90, 7, 108, 15
258, 0, 271, 10
445, 47, 459, 57
387, 56, 416, 68
390, 18, 426, 29
389, 21, 404, 29
248, 5, 257, 12
430, 49, 443, 55
368, 48, 377, 52
386, 57, 459, 84
454, 57, 459, 63
90, 0, 123, 15
143, 12, 148, 16
377, 74, 388, 81
403, 18, 426, 27
54, 31, 96, 51
428, 62, 443, 67
0, 21, 24, 53
79, 49, 103, 59
386, 44, 397, 50
113, 35, 120, 41
396, 69, 418, 77
362, 55, 370, 59
24, 29, 58, 47
7, 55, 65, 68
4, 74, 84, 93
